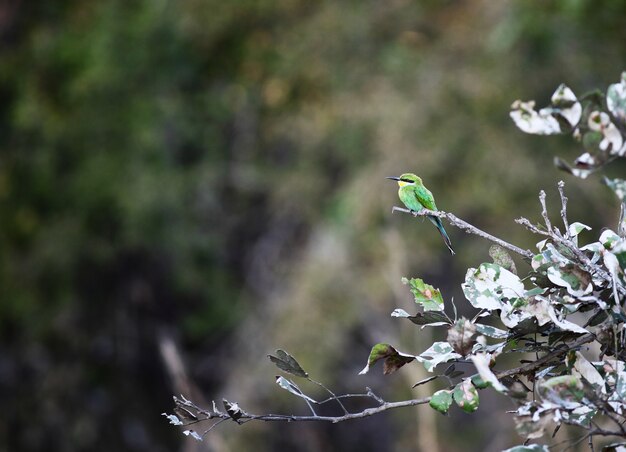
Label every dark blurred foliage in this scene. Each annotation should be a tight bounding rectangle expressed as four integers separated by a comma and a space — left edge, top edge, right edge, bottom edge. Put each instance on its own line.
0, 1, 625, 451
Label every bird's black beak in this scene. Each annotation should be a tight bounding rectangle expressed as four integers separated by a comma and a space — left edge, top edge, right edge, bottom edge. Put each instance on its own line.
386, 176, 400, 181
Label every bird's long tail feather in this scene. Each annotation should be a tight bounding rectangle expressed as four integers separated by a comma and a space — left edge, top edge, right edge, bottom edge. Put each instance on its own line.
428, 216, 455, 255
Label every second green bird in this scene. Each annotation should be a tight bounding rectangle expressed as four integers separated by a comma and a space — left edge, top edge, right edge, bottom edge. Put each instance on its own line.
387, 173, 454, 255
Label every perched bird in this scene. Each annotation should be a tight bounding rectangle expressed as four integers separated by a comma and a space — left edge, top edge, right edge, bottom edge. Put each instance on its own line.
387, 173, 454, 255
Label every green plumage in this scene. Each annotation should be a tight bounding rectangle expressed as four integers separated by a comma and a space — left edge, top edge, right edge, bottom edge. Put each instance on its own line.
388, 172, 454, 255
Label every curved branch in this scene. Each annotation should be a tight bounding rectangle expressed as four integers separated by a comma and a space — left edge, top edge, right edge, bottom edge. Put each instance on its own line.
173, 395, 431, 428
391, 206, 534, 260
493, 333, 595, 379
237, 397, 430, 424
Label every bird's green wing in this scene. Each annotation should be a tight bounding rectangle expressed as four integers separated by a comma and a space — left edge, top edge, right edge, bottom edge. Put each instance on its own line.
414, 184, 437, 211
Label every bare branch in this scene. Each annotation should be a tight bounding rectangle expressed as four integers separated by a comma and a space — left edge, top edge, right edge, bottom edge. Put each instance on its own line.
517, 181, 626, 299
493, 333, 595, 379
516, 217, 626, 298
539, 190, 552, 233
202, 418, 229, 437
174, 396, 431, 426
390, 206, 534, 260
515, 217, 546, 236
308, 377, 349, 415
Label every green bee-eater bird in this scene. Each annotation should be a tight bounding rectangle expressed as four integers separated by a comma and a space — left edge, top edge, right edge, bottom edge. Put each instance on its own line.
387, 173, 455, 255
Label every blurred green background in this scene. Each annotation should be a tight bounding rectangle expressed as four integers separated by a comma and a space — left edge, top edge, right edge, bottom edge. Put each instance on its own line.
1, 1, 625, 451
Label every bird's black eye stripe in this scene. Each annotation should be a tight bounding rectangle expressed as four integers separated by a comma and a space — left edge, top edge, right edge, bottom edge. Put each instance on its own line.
400, 178, 414, 183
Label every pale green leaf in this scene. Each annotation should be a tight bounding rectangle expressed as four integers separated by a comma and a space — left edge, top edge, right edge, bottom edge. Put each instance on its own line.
429, 390, 453, 414
417, 341, 461, 373
568, 222, 591, 237
503, 445, 549, 452
453, 379, 479, 413
402, 277, 444, 312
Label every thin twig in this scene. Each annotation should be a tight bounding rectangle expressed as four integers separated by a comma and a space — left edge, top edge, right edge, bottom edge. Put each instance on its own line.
202, 418, 228, 437
539, 190, 552, 233
178, 397, 431, 425
314, 391, 385, 405
390, 206, 534, 260
366, 387, 385, 405
557, 181, 569, 237
493, 333, 595, 379
516, 217, 626, 298
308, 378, 349, 415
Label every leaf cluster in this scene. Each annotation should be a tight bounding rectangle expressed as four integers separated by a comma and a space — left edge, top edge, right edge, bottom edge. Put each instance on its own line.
165, 71, 626, 452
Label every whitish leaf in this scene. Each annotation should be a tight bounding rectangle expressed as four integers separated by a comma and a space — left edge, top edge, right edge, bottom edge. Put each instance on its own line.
570, 351, 604, 390
417, 341, 461, 373
223, 399, 243, 422
532, 243, 571, 271
513, 404, 553, 439
510, 100, 561, 134
462, 263, 525, 311
390, 308, 451, 327
547, 304, 588, 334
358, 343, 416, 375
503, 445, 549, 452
537, 375, 584, 409
402, 277, 444, 312
510, 84, 581, 135
275, 376, 317, 403
536, 239, 548, 251
603, 442, 626, 452
161, 413, 183, 426
546, 265, 592, 297
568, 222, 591, 237
603, 249, 624, 305
474, 323, 508, 339
183, 430, 203, 441
521, 297, 552, 327
268, 349, 308, 378
588, 111, 623, 154
549, 84, 582, 127
600, 229, 621, 249
535, 365, 557, 379
464, 263, 531, 328
523, 295, 589, 333
554, 156, 594, 179
561, 405, 596, 427
580, 241, 604, 253
453, 379, 480, 413
471, 353, 507, 393
475, 341, 507, 354
429, 389, 453, 414
607, 71, 626, 127
574, 150, 600, 167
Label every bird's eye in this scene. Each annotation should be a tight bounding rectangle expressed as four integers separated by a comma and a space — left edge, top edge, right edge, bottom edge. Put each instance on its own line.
400, 178, 413, 183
